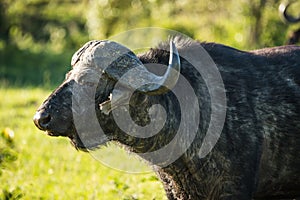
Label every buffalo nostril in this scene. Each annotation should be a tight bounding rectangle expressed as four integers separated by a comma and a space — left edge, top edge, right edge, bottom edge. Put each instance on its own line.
40, 113, 51, 126
33, 111, 51, 130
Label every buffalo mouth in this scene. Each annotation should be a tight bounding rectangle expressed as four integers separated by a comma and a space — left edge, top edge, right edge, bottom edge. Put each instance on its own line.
70, 128, 111, 152
69, 133, 90, 152
37, 118, 110, 152
69, 130, 108, 152
45, 130, 61, 137
42, 126, 104, 152
38, 126, 71, 137
70, 136, 109, 152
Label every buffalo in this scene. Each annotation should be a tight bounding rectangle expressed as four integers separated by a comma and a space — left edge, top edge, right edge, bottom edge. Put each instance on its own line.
33, 37, 300, 199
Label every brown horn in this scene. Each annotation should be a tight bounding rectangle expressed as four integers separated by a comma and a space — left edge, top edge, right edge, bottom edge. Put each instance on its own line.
279, 2, 300, 23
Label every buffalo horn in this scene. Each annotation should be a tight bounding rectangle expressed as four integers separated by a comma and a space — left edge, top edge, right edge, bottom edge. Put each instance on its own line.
280, 2, 300, 23
121, 41, 181, 95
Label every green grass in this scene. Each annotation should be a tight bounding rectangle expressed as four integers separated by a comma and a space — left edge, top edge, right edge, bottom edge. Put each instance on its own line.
0, 88, 166, 200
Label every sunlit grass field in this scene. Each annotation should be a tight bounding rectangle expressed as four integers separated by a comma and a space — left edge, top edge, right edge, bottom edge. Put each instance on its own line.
0, 88, 166, 200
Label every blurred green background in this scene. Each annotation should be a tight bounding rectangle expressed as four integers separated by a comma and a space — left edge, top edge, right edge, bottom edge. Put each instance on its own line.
0, 0, 300, 199
1, 0, 300, 87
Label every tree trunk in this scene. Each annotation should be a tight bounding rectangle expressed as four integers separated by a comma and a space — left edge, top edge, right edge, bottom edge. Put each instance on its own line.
248, 0, 267, 47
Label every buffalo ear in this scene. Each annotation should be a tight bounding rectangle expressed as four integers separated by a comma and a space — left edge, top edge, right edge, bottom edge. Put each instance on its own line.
99, 88, 132, 115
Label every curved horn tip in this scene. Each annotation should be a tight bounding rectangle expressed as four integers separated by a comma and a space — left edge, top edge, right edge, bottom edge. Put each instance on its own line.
279, 3, 287, 13
280, 2, 300, 23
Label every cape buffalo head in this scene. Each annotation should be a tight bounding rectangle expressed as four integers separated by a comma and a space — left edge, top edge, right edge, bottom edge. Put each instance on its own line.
33, 40, 180, 151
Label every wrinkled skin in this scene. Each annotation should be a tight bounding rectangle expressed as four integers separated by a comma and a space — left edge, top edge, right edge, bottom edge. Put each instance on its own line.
34, 38, 300, 199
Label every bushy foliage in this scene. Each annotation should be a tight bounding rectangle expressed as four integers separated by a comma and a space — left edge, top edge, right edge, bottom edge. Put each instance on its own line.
0, 128, 21, 200
0, 129, 17, 174
0, 0, 299, 86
